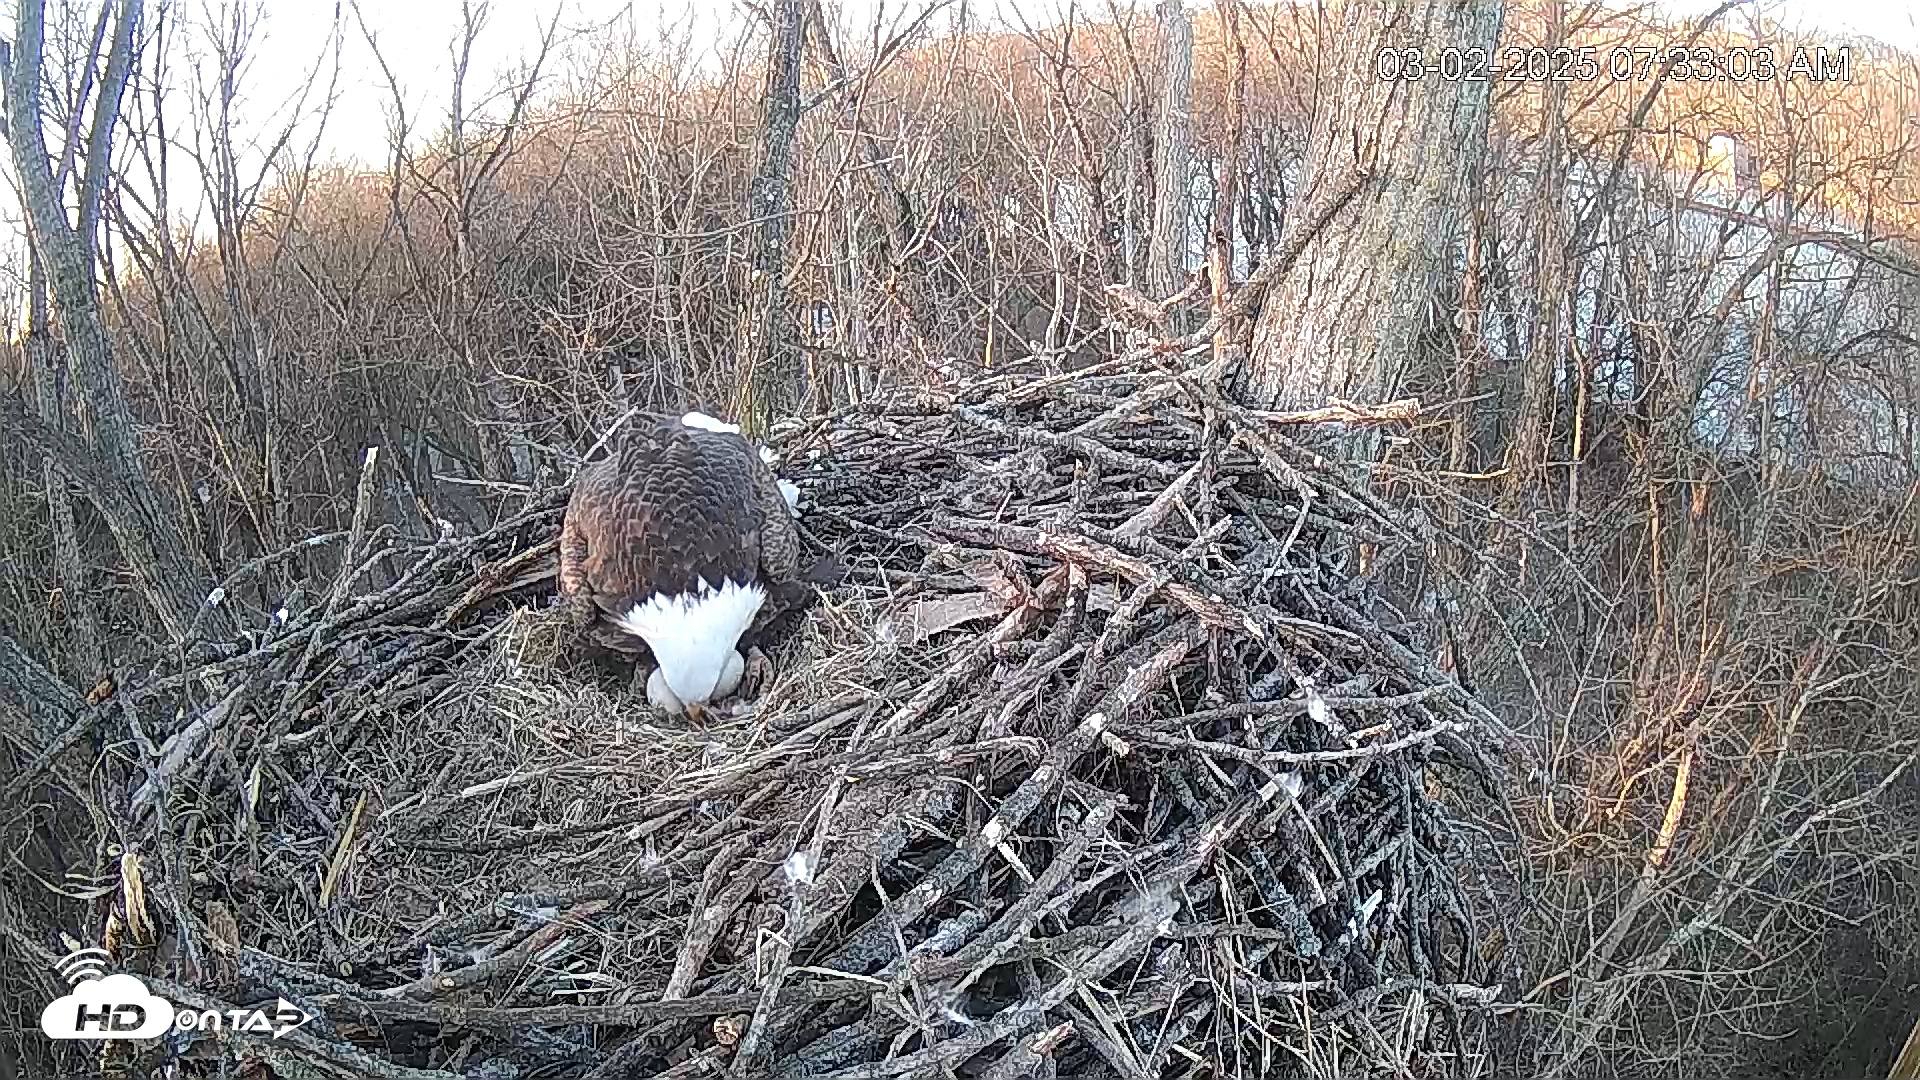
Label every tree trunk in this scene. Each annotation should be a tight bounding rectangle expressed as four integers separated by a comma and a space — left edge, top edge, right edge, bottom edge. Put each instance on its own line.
1207, 0, 1246, 364
2, 0, 211, 645
1148, 0, 1193, 301
1516, 0, 1570, 484
0, 631, 86, 752
1240, 0, 1504, 412
27, 254, 104, 678
735, 0, 807, 437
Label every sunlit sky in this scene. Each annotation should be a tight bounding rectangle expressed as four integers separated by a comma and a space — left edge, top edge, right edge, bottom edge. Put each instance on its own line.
227, 0, 1920, 177
0, 0, 1912, 260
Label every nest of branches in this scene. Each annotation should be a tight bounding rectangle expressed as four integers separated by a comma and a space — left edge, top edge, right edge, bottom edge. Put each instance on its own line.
31, 352, 1516, 1079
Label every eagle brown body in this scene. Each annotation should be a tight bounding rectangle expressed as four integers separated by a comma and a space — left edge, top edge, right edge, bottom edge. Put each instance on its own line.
559, 412, 810, 712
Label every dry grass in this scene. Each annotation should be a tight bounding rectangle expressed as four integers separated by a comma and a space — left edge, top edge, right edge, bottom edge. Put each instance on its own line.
324, 590, 912, 968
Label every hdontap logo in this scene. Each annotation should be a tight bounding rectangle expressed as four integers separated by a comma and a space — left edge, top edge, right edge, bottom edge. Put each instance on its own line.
41, 947, 312, 1041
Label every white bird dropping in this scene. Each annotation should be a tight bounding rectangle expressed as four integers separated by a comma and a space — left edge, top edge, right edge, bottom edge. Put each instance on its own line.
1306, 688, 1330, 725
1345, 888, 1384, 942
1276, 771, 1304, 800
783, 851, 815, 886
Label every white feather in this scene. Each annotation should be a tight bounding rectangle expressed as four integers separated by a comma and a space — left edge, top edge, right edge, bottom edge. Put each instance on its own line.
616, 578, 765, 709
681, 411, 740, 435
778, 479, 802, 517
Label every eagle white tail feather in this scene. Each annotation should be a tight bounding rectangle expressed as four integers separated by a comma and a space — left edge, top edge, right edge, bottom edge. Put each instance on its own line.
615, 578, 766, 709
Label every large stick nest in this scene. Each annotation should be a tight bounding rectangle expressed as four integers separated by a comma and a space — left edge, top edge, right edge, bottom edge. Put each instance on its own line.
70, 355, 1513, 1079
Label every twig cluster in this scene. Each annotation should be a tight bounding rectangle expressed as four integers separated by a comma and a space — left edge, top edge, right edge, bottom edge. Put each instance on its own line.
99, 354, 1507, 1079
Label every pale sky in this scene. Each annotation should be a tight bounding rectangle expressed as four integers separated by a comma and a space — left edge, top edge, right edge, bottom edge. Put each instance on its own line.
201, 0, 911, 176
1663, 0, 1916, 48
230, 0, 1917, 178
0, 0, 1906, 252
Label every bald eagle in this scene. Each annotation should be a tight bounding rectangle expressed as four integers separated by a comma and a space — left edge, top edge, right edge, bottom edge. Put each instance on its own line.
559, 411, 808, 719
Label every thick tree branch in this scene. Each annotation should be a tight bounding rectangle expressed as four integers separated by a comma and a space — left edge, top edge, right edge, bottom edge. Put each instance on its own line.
78, 0, 139, 253
0, 630, 84, 754
2, 0, 209, 645
0, 392, 199, 645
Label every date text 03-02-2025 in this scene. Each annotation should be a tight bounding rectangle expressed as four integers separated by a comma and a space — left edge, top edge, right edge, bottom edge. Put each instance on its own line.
1375, 45, 1852, 84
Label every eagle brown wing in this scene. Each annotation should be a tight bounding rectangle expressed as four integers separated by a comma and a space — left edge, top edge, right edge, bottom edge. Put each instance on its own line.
560, 414, 767, 650
750, 455, 799, 585
742, 446, 819, 645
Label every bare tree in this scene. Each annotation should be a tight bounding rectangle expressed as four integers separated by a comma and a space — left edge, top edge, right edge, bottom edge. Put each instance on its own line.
799, 0, 955, 377
1239, 0, 1502, 412
735, 0, 807, 433
1207, 0, 1246, 362
1514, 0, 1571, 487
1147, 0, 1191, 300
1, 0, 210, 647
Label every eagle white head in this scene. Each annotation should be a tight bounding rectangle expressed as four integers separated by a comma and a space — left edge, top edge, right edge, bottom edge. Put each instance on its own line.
614, 577, 766, 715
681, 411, 740, 435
